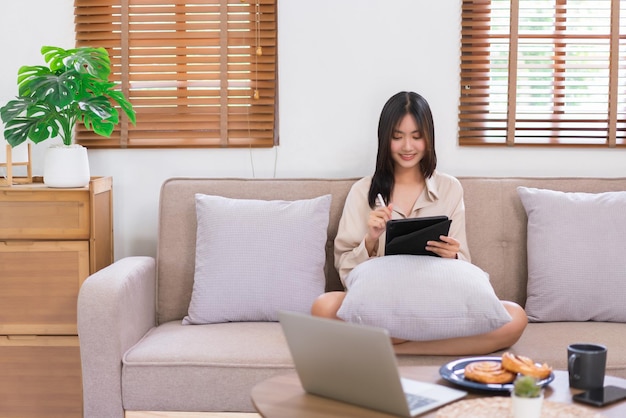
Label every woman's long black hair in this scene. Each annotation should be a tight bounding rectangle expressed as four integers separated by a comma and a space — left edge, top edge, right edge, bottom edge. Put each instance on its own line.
368, 91, 437, 208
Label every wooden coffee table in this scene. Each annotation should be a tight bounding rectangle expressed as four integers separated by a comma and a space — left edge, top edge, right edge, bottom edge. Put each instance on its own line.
251, 366, 626, 417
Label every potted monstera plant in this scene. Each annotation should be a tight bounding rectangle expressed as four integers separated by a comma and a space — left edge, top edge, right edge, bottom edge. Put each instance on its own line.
0, 45, 136, 187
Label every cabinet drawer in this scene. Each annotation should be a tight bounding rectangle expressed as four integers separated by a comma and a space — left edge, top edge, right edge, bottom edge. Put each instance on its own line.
0, 188, 90, 239
0, 241, 89, 335
0, 335, 82, 418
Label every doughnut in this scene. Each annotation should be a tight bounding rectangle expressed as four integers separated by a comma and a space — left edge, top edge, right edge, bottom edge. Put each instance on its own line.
464, 360, 516, 384
501, 352, 552, 380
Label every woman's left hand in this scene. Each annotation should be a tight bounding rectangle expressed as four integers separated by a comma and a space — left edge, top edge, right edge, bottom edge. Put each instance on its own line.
426, 235, 460, 259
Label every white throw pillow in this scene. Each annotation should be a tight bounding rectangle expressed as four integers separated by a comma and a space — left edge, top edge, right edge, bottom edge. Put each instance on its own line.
336, 255, 512, 341
517, 187, 626, 322
182, 193, 331, 324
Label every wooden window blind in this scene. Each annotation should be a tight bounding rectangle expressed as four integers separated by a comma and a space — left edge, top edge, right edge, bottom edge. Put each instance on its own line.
459, 0, 626, 147
74, 0, 278, 148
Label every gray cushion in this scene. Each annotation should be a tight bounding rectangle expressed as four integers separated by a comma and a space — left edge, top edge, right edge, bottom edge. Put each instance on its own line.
183, 194, 331, 324
517, 186, 626, 322
336, 255, 512, 340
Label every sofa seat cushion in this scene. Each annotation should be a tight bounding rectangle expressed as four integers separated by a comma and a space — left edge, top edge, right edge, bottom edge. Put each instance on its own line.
121, 321, 294, 412
500, 322, 626, 379
396, 323, 626, 382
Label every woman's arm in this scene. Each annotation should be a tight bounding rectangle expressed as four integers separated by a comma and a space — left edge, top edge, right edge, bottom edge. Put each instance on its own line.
422, 173, 471, 261
446, 181, 471, 261
334, 177, 391, 285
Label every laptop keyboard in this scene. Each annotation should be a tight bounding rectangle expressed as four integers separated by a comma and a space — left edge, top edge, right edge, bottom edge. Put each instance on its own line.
405, 392, 437, 410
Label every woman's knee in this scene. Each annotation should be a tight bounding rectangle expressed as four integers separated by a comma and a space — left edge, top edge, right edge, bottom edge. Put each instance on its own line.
502, 301, 528, 345
311, 291, 345, 319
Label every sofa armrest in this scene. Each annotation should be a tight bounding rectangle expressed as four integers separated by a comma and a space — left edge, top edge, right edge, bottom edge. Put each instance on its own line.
78, 256, 157, 418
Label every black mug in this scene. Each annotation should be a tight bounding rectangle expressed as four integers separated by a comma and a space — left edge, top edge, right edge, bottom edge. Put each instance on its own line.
568, 343, 607, 390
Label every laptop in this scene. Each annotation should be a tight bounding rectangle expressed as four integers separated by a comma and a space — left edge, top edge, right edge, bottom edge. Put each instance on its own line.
385, 216, 452, 257
278, 311, 466, 417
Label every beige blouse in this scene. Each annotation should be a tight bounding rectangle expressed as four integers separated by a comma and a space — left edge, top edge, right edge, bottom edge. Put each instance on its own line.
334, 171, 471, 285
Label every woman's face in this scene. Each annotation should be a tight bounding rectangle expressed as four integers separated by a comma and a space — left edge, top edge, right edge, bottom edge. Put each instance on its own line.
390, 113, 425, 173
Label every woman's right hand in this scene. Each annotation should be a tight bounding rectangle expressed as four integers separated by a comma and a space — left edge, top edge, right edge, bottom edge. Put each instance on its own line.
365, 204, 392, 255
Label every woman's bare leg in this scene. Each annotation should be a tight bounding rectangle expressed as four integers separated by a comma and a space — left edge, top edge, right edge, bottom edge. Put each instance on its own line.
310, 291, 345, 319
393, 301, 528, 356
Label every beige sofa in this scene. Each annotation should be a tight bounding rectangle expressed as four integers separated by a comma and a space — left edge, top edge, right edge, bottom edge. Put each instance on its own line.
78, 177, 626, 417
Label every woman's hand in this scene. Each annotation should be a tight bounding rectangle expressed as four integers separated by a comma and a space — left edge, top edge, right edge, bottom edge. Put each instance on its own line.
426, 235, 460, 259
364, 204, 392, 255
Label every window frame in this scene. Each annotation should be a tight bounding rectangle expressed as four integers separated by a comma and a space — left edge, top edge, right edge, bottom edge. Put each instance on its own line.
74, 0, 278, 149
459, 0, 625, 147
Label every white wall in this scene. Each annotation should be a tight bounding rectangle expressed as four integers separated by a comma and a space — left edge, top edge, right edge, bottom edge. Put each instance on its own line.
2, 0, 626, 259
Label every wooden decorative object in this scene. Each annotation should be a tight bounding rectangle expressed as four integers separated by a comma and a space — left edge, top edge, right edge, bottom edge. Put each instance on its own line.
0, 143, 33, 186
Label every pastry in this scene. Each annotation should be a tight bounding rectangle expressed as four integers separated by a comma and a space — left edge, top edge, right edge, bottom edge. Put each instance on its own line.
501, 352, 552, 380
464, 360, 516, 384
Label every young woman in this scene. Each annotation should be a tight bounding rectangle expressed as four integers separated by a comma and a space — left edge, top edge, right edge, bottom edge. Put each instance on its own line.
311, 91, 527, 355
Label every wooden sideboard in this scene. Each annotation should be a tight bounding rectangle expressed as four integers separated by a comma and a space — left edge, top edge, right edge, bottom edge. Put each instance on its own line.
0, 177, 113, 418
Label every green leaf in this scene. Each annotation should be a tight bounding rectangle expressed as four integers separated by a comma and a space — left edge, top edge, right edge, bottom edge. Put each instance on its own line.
18, 64, 81, 109
42, 45, 112, 80
79, 96, 113, 120
81, 96, 119, 137
107, 90, 137, 124
74, 48, 111, 80
17, 65, 52, 96
41, 46, 69, 72
83, 113, 116, 137
3, 114, 60, 146
81, 76, 115, 98
0, 98, 36, 123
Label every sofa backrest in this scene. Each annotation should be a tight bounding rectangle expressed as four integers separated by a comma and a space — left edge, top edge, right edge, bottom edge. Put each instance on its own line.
156, 177, 357, 324
156, 176, 626, 324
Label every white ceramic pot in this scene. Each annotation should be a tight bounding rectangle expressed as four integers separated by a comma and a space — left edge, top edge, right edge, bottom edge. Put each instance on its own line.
511, 392, 544, 418
43, 144, 90, 188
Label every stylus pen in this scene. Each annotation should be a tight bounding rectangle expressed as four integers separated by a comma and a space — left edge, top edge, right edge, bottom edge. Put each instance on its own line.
376, 193, 386, 208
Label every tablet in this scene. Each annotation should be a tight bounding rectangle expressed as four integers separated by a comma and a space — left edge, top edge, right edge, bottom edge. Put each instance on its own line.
384, 216, 451, 257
